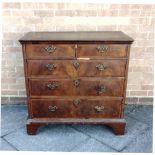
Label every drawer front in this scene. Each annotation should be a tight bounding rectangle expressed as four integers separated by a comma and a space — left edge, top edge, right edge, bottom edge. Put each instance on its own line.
29, 78, 124, 97
25, 44, 75, 59
27, 60, 76, 78
77, 78, 124, 96
27, 60, 126, 78
29, 79, 73, 96
78, 60, 126, 77
30, 98, 122, 118
77, 44, 127, 58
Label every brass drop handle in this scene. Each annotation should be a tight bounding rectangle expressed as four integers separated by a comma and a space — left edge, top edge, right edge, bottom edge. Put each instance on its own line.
47, 83, 58, 90
44, 45, 56, 53
48, 105, 58, 112
96, 85, 106, 94
73, 61, 80, 70
46, 64, 57, 71
96, 45, 108, 53
96, 64, 107, 71
74, 79, 80, 88
73, 99, 81, 106
94, 106, 105, 112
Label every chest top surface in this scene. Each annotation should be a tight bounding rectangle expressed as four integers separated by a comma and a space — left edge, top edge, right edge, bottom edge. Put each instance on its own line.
19, 31, 134, 43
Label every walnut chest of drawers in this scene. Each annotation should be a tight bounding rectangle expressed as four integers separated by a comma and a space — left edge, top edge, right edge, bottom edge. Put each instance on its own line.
19, 31, 134, 135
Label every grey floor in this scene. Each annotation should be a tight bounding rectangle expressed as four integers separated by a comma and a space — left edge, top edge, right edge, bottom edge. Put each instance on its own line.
0, 104, 153, 152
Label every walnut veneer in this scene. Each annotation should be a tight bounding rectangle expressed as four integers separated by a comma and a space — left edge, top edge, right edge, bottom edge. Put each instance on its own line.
19, 31, 134, 135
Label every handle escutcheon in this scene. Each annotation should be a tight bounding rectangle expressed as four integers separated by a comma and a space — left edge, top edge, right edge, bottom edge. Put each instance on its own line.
48, 105, 58, 112
96, 85, 106, 94
73, 61, 80, 70
73, 99, 81, 106
44, 45, 57, 53
94, 106, 105, 112
46, 64, 57, 71
96, 45, 108, 53
47, 82, 58, 90
96, 64, 107, 71
74, 79, 80, 88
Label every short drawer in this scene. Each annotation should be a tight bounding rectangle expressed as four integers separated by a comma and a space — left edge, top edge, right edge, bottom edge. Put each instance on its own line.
78, 60, 127, 77
27, 60, 76, 78
25, 44, 75, 59
30, 98, 122, 118
29, 78, 124, 97
77, 44, 127, 58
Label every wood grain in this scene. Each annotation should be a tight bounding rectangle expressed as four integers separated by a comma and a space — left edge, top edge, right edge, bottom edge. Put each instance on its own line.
78, 59, 127, 77
29, 78, 125, 97
75, 78, 125, 96
27, 118, 126, 135
19, 31, 134, 43
27, 60, 76, 78
25, 44, 75, 59
19, 31, 134, 135
29, 79, 72, 96
77, 44, 128, 58
30, 98, 122, 118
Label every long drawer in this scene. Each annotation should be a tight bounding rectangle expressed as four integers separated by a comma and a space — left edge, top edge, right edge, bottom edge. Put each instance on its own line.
29, 98, 123, 118
29, 78, 125, 97
27, 60, 127, 77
